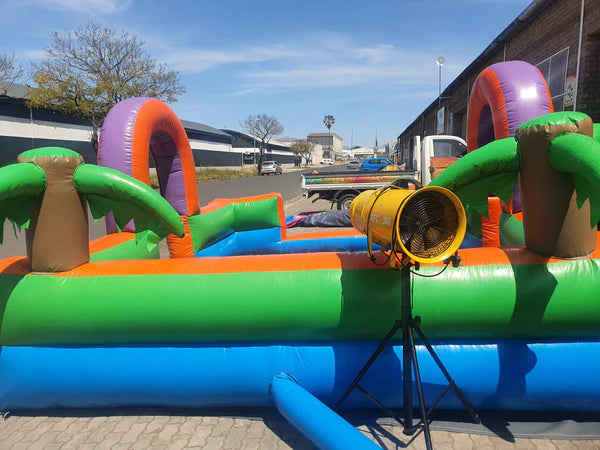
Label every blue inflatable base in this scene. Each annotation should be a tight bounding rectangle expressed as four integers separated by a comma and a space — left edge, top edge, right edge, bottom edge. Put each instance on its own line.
1, 341, 596, 411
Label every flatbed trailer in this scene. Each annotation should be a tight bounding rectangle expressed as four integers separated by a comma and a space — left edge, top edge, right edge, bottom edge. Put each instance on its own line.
301, 170, 419, 210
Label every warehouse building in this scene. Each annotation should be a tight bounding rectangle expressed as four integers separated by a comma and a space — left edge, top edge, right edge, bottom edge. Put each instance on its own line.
0, 83, 241, 168
307, 132, 343, 160
396, 0, 599, 155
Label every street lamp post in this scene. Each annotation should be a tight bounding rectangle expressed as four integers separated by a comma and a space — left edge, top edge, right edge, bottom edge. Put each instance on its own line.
323, 115, 335, 159
436, 56, 446, 108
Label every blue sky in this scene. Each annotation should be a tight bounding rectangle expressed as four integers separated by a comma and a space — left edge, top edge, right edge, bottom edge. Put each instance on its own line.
2, 0, 531, 148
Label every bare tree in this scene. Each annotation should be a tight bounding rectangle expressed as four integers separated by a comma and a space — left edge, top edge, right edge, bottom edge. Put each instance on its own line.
290, 140, 315, 166
0, 52, 24, 94
28, 21, 186, 153
241, 113, 284, 166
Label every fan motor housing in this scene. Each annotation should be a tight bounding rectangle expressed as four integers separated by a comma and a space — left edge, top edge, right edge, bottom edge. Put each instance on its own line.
350, 186, 466, 264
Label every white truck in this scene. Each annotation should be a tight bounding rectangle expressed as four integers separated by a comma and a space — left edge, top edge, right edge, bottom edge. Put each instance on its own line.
301, 135, 467, 210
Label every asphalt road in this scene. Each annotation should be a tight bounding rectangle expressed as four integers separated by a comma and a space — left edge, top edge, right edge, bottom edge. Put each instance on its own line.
200, 168, 302, 205
0, 164, 344, 259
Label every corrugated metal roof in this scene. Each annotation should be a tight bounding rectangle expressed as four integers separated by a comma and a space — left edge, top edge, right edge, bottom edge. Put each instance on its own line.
0, 81, 30, 99
180, 119, 232, 138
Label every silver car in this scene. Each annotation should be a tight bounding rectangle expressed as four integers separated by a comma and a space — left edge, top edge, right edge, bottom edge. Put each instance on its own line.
260, 161, 282, 175
346, 160, 360, 170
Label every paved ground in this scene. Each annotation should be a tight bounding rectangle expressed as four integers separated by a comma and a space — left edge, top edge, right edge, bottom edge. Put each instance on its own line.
2, 187, 600, 449
2, 410, 600, 449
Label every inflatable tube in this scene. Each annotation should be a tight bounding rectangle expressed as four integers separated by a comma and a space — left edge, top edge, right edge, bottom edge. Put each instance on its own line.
73, 164, 184, 238
98, 98, 199, 257
0, 162, 46, 244
0, 163, 46, 202
2, 245, 600, 345
98, 98, 199, 218
466, 61, 553, 213
2, 341, 600, 411
270, 373, 379, 450
467, 61, 553, 151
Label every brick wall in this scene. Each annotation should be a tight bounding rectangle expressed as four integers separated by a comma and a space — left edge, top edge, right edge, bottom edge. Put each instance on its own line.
578, 0, 600, 121
397, 0, 600, 151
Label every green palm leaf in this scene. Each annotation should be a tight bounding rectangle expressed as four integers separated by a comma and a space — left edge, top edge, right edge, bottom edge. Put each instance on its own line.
73, 164, 184, 243
548, 132, 600, 227
430, 137, 520, 231
0, 162, 47, 244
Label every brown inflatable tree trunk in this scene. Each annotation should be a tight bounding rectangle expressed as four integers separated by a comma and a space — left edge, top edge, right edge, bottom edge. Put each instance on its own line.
18, 151, 90, 272
516, 115, 596, 258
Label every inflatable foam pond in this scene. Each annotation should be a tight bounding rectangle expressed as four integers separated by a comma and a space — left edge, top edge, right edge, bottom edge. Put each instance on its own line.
2, 62, 600, 419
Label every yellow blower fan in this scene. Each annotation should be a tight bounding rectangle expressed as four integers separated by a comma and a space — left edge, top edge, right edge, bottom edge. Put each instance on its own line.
350, 186, 466, 265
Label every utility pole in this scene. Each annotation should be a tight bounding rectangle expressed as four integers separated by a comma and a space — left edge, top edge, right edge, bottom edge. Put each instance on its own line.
437, 56, 446, 108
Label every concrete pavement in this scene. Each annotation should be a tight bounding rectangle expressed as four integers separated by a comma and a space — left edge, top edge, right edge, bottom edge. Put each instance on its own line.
2, 409, 600, 449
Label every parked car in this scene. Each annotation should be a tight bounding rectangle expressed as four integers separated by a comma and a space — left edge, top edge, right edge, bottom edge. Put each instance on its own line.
260, 161, 282, 176
346, 160, 360, 170
360, 157, 394, 171
320, 158, 334, 165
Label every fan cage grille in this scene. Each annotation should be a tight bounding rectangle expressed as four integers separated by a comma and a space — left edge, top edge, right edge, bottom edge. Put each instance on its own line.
397, 190, 459, 259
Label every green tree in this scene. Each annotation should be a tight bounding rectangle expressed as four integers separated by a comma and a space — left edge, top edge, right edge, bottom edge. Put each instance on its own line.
28, 22, 185, 153
290, 140, 314, 166
0, 147, 183, 272
241, 113, 284, 167
323, 114, 335, 158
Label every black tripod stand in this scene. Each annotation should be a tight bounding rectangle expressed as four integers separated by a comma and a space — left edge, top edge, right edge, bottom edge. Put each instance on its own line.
335, 265, 480, 450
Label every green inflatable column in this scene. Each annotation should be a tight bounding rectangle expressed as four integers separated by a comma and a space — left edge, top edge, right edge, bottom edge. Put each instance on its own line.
516, 112, 596, 258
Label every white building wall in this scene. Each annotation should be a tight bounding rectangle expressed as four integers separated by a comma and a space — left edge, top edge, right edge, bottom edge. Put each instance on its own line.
0, 115, 93, 142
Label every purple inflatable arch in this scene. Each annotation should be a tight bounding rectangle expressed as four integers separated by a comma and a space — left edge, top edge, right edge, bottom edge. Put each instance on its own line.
98, 97, 200, 233
467, 60, 554, 151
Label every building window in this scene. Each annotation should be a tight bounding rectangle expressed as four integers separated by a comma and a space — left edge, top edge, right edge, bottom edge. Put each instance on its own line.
536, 47, 569, 112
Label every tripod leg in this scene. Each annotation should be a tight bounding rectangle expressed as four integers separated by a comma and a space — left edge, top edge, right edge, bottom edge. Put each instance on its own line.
335, 320, 402, 410
413, 323, 480, 424
407, 326, 433, 450
401, 265, 413, 432
402, 321, 413, 431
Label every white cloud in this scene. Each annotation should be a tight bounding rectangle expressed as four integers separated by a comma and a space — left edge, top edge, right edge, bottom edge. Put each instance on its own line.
21, 0, 133, 14
163, 46, 310, 73
150, 31, 470, 97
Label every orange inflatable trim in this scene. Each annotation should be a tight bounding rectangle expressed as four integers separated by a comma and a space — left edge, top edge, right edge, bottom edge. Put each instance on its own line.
130, 99, 200, 217
3, 232, 600, 278
89, 233, 136, 253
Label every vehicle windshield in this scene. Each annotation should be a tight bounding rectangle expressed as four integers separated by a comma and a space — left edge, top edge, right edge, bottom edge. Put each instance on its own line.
432, 139, 467, 158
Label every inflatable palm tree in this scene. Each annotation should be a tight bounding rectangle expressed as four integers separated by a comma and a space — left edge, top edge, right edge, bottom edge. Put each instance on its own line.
431, 111, 600, 258
0, 147, 184, 272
